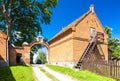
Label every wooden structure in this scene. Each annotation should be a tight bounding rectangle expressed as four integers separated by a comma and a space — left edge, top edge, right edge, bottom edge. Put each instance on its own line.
82, 60, 120, 79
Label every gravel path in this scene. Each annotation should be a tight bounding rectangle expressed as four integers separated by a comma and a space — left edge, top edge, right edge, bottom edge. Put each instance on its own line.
32, 64, 51, 81
32, 64, 77, 81
42, 65, 75, 81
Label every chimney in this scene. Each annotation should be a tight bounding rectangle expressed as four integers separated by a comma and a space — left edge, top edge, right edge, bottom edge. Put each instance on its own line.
90, 4, 94, 13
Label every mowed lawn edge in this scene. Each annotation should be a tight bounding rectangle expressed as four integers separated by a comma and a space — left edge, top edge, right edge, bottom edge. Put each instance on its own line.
0, 65, 35, 81
46, 64, 116, 81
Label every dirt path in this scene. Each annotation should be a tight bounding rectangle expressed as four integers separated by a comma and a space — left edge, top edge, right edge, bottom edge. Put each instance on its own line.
42, 65, 75, 81
32, 64, 76, 81
32, 64, 51, 81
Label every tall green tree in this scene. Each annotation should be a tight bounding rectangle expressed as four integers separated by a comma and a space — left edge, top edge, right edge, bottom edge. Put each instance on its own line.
0, 0, 57, 46
113, 46, 120, 57
36, 51, 47, 64
104, 26, 120, 56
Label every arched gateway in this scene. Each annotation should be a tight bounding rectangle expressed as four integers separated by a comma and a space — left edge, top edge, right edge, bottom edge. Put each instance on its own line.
9, 37, 49, 65
30, 41, 49, 49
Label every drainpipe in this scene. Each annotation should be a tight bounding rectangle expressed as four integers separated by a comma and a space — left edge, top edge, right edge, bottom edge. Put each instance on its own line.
6, 37, 9, 66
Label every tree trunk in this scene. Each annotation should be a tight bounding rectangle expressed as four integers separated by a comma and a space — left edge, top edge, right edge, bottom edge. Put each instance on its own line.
7, 23, 12, 43
2, 4, 12, 43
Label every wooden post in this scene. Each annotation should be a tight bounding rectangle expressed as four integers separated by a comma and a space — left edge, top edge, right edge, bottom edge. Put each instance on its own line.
110, 61, 112, 77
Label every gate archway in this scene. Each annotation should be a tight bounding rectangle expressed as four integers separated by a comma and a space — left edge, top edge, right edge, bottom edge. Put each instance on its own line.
29, 41, 49, 64
22, 40, 49, 64
29, 41, 49, 49
13, 36, 49, 65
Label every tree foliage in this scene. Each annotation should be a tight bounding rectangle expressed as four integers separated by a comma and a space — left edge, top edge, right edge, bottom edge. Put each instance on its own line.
36, 51, 47, 64
113, 46, 120, 57
0, 0, 57, 46
104, 26, 112, 38
108, 38, 120, 51
30, 37, 48, 53
104, 26, 120, 56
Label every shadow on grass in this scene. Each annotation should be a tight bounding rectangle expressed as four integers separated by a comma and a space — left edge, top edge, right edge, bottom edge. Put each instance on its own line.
10, 63, 29, 67
0, 67, 16, 81
0, 55, 16, 81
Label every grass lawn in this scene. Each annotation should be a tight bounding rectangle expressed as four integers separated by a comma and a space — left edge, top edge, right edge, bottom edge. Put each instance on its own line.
47, 64, 116, 81
0, 65, 35, 81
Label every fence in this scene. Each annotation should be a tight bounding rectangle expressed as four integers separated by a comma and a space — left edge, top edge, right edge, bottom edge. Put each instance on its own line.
82, 60, 120, 80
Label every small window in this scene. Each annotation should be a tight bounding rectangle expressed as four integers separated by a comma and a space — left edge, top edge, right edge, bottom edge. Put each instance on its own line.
90, 27, 96, 42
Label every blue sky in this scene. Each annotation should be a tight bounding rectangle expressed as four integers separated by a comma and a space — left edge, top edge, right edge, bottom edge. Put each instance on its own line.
41, 0, 120, 40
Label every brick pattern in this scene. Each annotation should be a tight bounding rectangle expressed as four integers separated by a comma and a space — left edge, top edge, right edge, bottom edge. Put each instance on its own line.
49, 29, 74, 62
9, 47, 17, 65
73, 12, 108, 62
9, 45, 31, 65
0, 31, 7, 67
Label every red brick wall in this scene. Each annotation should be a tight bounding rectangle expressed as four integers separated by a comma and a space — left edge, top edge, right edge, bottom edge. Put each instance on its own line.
0, 38, 7, 60
9, 45, 30, 65
49, 29, 74, 63
9, 47, 17, 65
0, 31, 7, 66
73, 12, 108, 62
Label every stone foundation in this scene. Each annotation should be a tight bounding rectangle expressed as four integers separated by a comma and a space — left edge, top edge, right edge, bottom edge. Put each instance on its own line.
49, 62, 77, 68
0, 59, 8, 67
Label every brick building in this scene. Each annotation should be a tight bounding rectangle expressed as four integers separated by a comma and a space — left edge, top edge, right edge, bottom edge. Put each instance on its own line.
0, 30, 8, 67
0, 5, 109, 67
48, 5, 108, 67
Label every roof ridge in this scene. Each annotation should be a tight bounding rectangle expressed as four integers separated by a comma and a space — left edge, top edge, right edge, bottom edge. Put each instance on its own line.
48, 10, 92, 42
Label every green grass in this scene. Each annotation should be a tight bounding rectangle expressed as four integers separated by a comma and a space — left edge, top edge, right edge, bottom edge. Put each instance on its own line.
0, 65, 35, 81
47, 64, 116, 81
40, 67, 59, 81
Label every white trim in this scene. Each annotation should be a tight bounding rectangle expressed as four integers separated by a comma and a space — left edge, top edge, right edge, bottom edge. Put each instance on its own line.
6, 37, 9, 66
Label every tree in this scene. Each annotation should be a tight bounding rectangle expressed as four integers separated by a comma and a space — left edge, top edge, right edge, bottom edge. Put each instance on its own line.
113, 46, 120, 57
104, 26, 112, 38
104, 26, 120, 56
108, 38, 120, 51
36, 51, 47, 64
0, 0, 57, 46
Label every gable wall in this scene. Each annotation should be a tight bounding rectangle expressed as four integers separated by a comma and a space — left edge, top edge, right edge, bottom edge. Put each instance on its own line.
73, 12, 108, 62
